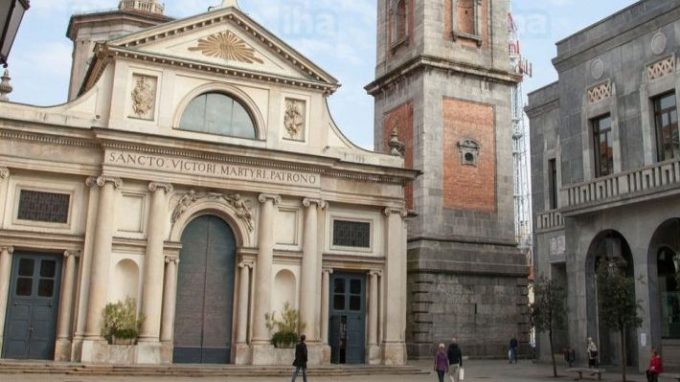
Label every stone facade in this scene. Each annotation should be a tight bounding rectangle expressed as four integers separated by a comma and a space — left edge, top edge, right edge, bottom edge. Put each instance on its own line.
366, 0, 529, 359
527, 0, 680, 371
0, 1, 416, 366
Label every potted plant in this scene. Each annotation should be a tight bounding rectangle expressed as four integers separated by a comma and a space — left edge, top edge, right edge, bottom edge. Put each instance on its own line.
102, 297, 144, 345
265, 302, 305, 348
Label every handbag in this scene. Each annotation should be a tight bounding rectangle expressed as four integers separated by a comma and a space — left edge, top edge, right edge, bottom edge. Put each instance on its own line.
459, 367, 465, 381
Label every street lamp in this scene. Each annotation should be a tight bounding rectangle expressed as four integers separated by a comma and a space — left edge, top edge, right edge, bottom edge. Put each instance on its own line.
0, 0, 30, 67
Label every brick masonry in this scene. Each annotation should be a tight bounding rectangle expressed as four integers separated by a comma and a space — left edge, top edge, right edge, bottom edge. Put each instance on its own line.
442, 98, 496, 212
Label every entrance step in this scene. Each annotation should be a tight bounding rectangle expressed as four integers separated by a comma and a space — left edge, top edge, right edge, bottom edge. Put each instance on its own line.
0, 360, 428, 378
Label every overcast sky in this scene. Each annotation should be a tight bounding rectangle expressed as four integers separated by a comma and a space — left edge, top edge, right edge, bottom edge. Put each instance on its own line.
8, 0, 638, 149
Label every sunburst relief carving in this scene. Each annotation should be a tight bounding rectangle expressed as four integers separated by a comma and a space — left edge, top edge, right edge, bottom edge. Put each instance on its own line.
188, 31, 264, 64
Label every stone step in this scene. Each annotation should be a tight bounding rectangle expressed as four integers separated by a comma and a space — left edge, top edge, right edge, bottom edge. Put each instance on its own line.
0, 361, 428, 378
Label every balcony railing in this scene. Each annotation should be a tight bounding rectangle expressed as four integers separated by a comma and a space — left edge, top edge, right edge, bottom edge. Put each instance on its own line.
562, 158, 680, 214
119, 0, 165, 14
536, 210, 564, 232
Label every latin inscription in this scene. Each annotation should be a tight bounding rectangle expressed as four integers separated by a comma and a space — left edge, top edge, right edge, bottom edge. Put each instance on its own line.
106, 151, 320, 187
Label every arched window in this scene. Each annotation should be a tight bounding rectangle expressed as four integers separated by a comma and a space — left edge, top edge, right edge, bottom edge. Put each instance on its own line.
179, 92, 256, 139
391, 0, 408, 47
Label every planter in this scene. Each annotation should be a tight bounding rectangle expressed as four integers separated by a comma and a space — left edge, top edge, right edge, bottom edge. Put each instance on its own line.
111, 336, 136, 346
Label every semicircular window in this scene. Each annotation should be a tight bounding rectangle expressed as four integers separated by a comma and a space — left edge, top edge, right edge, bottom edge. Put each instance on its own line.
179, 92, 256, 139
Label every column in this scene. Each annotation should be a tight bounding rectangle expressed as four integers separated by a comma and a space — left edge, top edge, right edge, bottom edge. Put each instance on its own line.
140, 182, 173, 342
57, 250, 80, 341
383, 207, 407, 365
252, 193, 280, 344
320, 268, 332, 344
236, 261, 253, 344
368, 270, 380, 347
160, 256, 179, 342
84, 176, 121, 339
300, 198, 325, 342
0, 246, 14, 348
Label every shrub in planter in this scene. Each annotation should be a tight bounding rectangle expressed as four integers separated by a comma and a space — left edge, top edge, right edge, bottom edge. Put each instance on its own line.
265, 302, 305, 348
102, 297, 144, 345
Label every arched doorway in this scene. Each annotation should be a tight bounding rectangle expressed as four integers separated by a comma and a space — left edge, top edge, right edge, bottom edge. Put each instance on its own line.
174, 215, 236, 364
585, 230, 636, 366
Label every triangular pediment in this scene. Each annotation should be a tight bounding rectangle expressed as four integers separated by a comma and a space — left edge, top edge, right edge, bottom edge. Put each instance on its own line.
107, 6, 338, 87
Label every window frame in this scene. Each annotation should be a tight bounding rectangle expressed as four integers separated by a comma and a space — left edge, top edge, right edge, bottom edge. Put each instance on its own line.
390, 0, 409, 50
178, 91, 258, 140
330, 218, 373, 252
548, 158, 558, 210
591, 114, 614, 178
451, 0, 482, 46
652, 91, 679, 162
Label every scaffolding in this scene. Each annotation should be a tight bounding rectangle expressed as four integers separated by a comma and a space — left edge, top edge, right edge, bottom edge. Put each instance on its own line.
508, 13, 532, 251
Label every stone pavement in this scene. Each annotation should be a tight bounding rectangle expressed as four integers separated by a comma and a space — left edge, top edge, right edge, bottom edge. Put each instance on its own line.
0, 359, 649, 382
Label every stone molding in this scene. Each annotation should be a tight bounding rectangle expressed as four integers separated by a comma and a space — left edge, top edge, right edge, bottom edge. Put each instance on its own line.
302, 198, 326, 209
0, 129, 96, 149
368, 269, 383, 277
587, 80, 612, 104
322, 267, 334, 274
257, 193, 281, 205
148, 182, 173, 194
172, 190, 254, 231
0, 167, 8, 182
86, 176, 123, 189
0, 246, 14, 254
647, 55, 675, 81
164, 255, 179, 265
238, 260, 254, 269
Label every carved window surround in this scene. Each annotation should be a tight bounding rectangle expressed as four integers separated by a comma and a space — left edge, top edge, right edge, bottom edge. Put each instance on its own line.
647, 55, 676, 81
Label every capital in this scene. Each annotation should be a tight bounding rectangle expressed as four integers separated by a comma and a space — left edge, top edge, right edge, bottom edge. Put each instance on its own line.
322, 267, 334, 275
87, 176, 123, 189
165, 256, 180, 265
1, 246, 14, 255
149, 182, 173, 194
63, 250, 81, 259
238, 261, 254, 269
368, 270, 382, 277
258, 193, 281, 205
302, 198, 326, 209
0, 167, 9, 182
383, 206, 408, 218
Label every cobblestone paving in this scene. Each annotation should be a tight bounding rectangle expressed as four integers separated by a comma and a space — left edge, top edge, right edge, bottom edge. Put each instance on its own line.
0, 359, 648, 382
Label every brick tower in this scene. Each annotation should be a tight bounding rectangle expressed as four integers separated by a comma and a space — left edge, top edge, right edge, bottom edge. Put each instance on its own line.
366, 0, 529, 358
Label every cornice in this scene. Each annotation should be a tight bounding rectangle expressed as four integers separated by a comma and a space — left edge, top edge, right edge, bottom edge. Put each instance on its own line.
366, 55, 521, 95
0, 128, 97, 149
95, 45, 336, 95
525, 98, 560, 119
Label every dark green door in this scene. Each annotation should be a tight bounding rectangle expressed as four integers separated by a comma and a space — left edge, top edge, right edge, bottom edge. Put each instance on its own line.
329, 272, 366, 364
174, 215, 236, 364
2, 252, 62, 360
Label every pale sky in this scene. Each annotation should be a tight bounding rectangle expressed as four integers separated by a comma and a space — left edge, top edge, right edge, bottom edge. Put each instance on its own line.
7, 0, 638, 149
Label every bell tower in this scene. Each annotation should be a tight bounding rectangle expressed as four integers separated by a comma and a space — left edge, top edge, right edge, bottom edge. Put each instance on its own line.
66, 0, 172, 100
366, 0, 529, 358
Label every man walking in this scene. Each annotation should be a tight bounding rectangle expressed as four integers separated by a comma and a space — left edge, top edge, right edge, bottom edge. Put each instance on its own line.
291, 335, 308, 382
509, 336, 518, 363
447, 337, 463, 382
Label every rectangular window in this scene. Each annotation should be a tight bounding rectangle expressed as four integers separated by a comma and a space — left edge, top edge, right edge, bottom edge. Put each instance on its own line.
653, 92, 679, 162
17, 190, 70, 223
332, 220, 370, 248
592, 114, 613, 177
548, 158, 558, 210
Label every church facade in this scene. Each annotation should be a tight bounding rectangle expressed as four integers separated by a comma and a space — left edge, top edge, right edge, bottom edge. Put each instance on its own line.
0, 0, 416, 365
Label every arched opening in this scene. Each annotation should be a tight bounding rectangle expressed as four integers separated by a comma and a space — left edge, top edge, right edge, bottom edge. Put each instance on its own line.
658, 246, 680, 339
174, 215, 237, 364
178, 92, 257, 139
585, 230, 636, 367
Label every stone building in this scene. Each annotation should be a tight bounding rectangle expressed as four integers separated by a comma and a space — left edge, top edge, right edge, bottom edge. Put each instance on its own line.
0, 0, 417, 365
527, 0, 680, 371
366, 0, 529, 358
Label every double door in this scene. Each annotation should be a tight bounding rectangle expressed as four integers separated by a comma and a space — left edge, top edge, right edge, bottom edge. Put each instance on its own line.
2, 252, 62, 360
329, 272, 366, 364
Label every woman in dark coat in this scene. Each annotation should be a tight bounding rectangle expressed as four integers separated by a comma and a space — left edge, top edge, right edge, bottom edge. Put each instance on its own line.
291, 334, 308, 382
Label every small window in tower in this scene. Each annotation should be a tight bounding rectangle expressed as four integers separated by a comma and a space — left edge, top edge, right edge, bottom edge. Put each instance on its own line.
391, 0, 408, 48
458, 139, 480, 166
453, 0, 482, 46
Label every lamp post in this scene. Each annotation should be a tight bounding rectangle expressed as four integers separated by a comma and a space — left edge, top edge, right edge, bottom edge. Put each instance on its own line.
0, 0, 30, 67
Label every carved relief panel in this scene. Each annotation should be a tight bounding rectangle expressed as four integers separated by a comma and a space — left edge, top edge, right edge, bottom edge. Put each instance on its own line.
129, 74, 158, 121
283, 98, 306, 142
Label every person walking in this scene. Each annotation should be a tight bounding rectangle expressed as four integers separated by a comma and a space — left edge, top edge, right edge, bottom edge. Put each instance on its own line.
447, 337, 463, 382
646, 349, 663, 382
508, 336, 518, 364
291, 335, 308, 382
434, 343, 449, 382
587, 337, 598, 369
